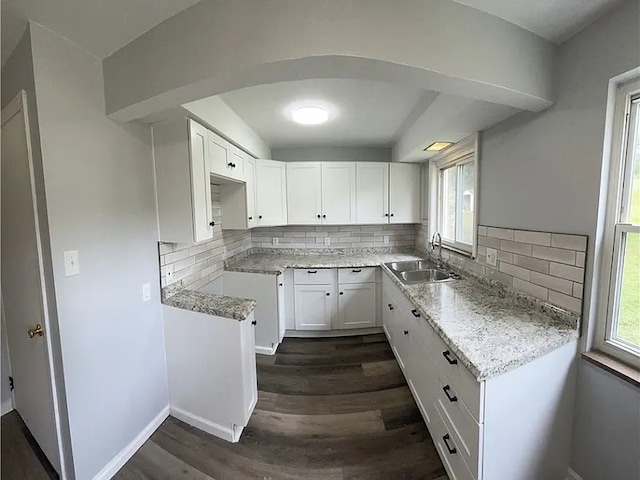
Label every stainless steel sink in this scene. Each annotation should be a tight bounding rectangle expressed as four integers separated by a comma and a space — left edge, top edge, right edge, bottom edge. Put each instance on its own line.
387, 260, 436, 272
400, 269, 452, 284
384, 261, 459, 285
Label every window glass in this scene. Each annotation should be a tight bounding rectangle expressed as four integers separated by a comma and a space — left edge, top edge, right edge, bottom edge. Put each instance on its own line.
442, 166, 457, 241
625, 102, 640, 223
614, 231, 640, 348
460, 162, 475, 245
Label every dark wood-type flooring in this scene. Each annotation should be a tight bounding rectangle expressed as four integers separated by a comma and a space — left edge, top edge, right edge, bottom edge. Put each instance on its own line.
115, 334, 447, 480
1, 410, 58, 480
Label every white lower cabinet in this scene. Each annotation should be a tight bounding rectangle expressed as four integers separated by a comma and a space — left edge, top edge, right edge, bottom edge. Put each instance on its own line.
163, 305, 257, 443
223, 271, 286, 355
294, 284, 335, 330
337, 283, 376, 329
382, 270, 578, 480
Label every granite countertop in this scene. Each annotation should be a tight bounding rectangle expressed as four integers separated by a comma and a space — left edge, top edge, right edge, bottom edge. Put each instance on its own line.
224, 249, 424, 275
163, 288, 256, 321
380, 263, 579, 380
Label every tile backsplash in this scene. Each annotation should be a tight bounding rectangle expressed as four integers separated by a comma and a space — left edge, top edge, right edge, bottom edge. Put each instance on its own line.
159, 184, 251, 292
252, 224, 417, 250
417, 222, 587, 314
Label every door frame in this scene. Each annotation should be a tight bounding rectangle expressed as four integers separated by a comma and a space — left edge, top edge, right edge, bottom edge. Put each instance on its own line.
1, 90, 70, 478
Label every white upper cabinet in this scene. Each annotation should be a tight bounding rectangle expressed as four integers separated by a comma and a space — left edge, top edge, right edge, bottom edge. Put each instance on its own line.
389, 163, 421, 224
356, 162, 389, 224
153, 118, 214, 244
244, 157, 257, 228
286, 162, 322, 225
321, 162, 356, 225
208, 131, 244, 182
256, 159, 288, 226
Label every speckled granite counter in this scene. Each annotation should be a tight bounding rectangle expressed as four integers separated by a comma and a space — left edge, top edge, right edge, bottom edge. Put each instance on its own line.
163, 288, 256, 321
381, 263, 579, 380
224, 249, 424, 275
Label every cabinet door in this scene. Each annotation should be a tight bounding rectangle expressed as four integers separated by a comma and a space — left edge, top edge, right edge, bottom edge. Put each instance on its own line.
337, 283, 376, 329
240, 315, 258, 423
356, 163, 389, 224
394, 309, 410, 371
245, 157, 258, 228
277, 274, 286, 342
227, 146, 245, 181
208, 130, 229, 176
189, 120, 214, 243
382, 287, 395, 345
256, 159, 287, 226
321, 162, 356, 225
389, 163, 420, 224
294, 284, 335, 330
286, 162, 322, 225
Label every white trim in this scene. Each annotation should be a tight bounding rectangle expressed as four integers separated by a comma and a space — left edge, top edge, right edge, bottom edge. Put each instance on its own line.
92, 405, 169, 480
255, 344, 278, 355
169, 405, 242, 443
285, 327, 383, 338
567, 467, 585, 480
1, 399, 14, 416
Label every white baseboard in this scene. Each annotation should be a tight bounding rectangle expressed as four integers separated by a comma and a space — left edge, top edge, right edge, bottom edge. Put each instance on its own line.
1, 399, 14, 416
169, 406, 243, 443
285, 327, 383, 338
567, 467, 585, 480
255, 344, 278, 355
92, 405, 169, 480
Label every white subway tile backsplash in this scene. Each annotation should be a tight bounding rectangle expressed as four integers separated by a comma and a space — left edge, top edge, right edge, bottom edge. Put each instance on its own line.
512, 254, 550, 274
548, 290, 582, 313
513, 230, 551, 246
576, 251, 586, 268
487, 227, 515, 241
531, 245, 576, 265
513, 278, 548, 301
530, 271, 573, 295
549, 262, 584, 282
551, 233, 587, 252
500, 239, 532, 256
499, 262, 531, 281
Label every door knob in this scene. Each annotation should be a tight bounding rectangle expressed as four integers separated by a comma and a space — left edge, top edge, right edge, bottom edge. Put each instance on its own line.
28, 324, 44, 339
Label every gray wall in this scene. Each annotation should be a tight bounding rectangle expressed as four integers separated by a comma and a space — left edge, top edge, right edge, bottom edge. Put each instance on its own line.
272, 146, 392, 162
23, 23, 169, 480
479, 2, 640, 478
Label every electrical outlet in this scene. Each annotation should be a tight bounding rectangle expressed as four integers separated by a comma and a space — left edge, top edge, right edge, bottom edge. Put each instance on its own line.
486, 248, 498, 267
64, 250, 80, 276
324, 237, 331, 246
273, 237, 279, 246
165, 263, 174, 280
142, 283, 151, 302
383, 235, 390, 245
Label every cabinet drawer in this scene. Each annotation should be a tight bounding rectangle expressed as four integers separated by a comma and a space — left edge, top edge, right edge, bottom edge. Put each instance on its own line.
433, 401, 477, 480
435, 363, 481, 476
294, 268, 335, 285
429, 331, 483, 422
338, 266, 376, 284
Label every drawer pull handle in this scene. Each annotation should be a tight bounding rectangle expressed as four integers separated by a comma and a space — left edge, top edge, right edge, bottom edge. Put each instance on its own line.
387, 303, 394, 311
442, 350, 458, 365
227, 162, 236, 168
443, 385, 458, 402
352, 269, 362, 273
403, 330, 409, 335
443, 434, 457, 454
411, 309, 420, 317
308, 270, 318, 274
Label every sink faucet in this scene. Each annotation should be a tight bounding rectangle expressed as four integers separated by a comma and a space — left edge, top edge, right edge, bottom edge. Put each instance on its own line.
430, 232, 443, 267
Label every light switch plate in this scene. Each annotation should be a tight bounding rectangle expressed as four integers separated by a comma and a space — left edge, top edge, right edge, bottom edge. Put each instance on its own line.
383, 235, 390, 245
142, 283, 151, 302
324, 237, 330, 246
486, 248, 498, 266
272, 237, 279, 246
64, 250, 80, 276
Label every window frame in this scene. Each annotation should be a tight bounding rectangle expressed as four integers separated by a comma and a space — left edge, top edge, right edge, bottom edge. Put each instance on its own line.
595, 74, 640, 367
428, 134, 479, 258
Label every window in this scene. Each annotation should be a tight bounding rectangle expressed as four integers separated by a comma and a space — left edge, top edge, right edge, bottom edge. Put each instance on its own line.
429, 134, 479, 256
597, 74, 640, 367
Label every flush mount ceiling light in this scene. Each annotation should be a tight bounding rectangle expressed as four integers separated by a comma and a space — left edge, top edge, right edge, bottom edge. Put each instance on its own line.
424, 141, 454, 152
291, 106, 329, 125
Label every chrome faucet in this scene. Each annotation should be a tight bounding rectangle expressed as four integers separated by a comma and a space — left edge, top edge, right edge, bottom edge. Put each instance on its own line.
430, 232, 443, 267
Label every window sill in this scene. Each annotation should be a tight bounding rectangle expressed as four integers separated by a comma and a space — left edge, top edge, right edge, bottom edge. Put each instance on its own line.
441, 243, 474, 259
582, 350, 640, 388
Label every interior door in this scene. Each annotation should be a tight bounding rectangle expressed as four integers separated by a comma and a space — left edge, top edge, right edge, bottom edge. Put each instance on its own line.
286, 162, 322, 225
337, 283, 376, 329
321, 162, 356, 225
389, 163, 420, 223
356, 163, 389, 224
1, 92, 61, 473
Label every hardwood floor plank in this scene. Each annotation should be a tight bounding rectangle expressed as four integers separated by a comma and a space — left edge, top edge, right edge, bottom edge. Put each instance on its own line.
116, 334, 447, 480
1, 411, 55, 480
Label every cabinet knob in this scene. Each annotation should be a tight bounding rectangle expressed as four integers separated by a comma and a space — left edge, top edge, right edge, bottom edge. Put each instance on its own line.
326, 292, 330, 296
279, 283, 283, 287
251, 320, 257, 326
339, 292, 344, 295
258, 215, 263, 219
403, 330, 409, 335
248, 216, 253, 220
384, 213, 389, 217
209, 221, 215, 227
317, 214, 321, 219
387, 303, 394, 311
390, 213, 394, 217
322, 214, 326, 218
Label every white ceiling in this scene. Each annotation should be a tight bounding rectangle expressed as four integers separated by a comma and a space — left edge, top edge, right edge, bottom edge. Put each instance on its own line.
453, 0, 624, 43
1, 0, 202, 65
220, 79, 428, 148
